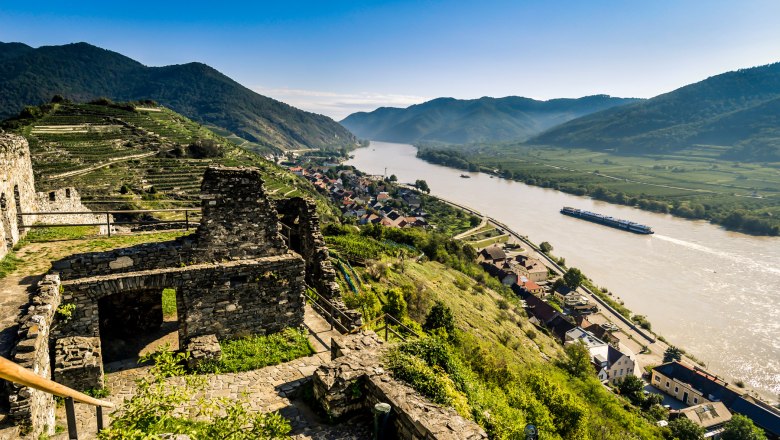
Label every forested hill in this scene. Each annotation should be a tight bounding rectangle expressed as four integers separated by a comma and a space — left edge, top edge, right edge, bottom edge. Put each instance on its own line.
340, 95, 640, 145
0, 42, 358, 154
531, 62, 780, 161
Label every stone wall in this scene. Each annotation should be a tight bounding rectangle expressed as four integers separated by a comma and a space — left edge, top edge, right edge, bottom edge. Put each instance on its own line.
35, 187, 109, 234
0, 133, 37, 259
44, 167, 307, 392
7, 275, 60, 439
1, 134, 108, 259
52, 240, 189, 280
313, 332, 487, 440
276, 197, 361, 331
194, 166, 287, 261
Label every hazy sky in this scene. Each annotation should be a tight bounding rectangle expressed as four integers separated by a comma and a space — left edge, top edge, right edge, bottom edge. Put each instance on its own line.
2, 0, 780, 119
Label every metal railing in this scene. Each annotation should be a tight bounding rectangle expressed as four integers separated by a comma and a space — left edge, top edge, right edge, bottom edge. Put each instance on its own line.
350, 313, 422, 342
304, 288, 357, 334
18, 208, 201, 237
0, 356, 113, 439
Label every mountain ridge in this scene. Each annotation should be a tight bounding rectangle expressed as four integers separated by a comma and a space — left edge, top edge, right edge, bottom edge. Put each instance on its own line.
530, 61, 780, 161
0, 41, 358, 154
340, 94, 641, 145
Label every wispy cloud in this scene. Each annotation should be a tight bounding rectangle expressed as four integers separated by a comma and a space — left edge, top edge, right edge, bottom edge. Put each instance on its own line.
252, 87, 429, 120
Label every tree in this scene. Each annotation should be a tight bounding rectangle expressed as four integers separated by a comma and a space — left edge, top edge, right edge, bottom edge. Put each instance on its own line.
414, 179, 430, 193
423, 301, 455, 336
563, 267, 584, 289
383, 288, 407, 320
539, 241, 553, 254
664, 346, 683, 363
668, 417, 704, 440
721, 414, 767, 440
388, 174, 398, 182
642, 392, 664, 410
563, 341, 592, 377
616, 375, 645, 405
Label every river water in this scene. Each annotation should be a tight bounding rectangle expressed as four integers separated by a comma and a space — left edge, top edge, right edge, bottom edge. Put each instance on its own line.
347, 141, 780, 401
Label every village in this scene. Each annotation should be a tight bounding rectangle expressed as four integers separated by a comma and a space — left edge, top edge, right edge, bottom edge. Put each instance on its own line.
285, 155, 780, 440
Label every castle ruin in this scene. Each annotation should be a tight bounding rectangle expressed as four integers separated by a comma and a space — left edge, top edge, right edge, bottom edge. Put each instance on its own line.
0, 132, 104, 259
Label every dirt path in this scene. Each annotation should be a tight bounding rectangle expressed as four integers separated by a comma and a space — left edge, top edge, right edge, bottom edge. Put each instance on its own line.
46, 150, 159, 181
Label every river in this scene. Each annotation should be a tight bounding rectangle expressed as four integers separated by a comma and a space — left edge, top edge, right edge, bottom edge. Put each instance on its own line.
346, 141, 780, 401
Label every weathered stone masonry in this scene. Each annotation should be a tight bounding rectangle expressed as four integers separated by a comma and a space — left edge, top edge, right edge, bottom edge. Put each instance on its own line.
276, 197, 361, 330
0, 132, 105, 259
0, 133, 37, 258
7, 275, 60, 438
47, 166, 308, 390
7, 165, 365, 437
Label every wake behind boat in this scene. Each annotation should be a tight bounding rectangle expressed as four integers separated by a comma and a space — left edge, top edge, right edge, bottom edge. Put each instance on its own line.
560, 207, 654, 234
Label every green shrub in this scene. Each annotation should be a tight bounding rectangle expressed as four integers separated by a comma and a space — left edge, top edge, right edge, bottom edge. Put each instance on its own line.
55, 303, 77, 324
84, 388, 110, 399
100, 346, 291, 439
423, 301, 455, 336
384, 346, 470, 417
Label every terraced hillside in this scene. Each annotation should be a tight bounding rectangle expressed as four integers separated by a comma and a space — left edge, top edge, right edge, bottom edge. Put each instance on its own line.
3, 101, 336, 218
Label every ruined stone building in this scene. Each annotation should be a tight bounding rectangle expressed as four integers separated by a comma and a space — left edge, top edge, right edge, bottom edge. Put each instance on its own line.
0, 132, 103, 259
7, 165, 358, 436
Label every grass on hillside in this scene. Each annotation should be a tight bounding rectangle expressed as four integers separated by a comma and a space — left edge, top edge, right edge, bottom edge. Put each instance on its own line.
331, 227, 664, 439
193, 328, 314, 374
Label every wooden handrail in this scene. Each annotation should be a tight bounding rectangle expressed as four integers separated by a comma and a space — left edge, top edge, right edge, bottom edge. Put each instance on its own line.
0, 356, 114, 408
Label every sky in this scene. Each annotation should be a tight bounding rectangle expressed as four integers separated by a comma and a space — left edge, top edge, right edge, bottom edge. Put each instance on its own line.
2, 0, 780, 120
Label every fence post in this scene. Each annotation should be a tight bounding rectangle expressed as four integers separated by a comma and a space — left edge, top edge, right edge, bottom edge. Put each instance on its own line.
65, 397, 78, 439
106, 213, 111, 237
385, 318, 388, 341
185, 210, 190, 230
96, 405, 104, 432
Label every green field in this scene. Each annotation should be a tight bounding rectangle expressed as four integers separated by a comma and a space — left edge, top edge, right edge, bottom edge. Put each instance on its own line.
419, 143, 780, 235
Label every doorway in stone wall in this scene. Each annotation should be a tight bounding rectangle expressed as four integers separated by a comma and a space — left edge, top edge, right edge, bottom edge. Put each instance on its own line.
12, 185, 22, 238
1, 193, 13, 250
98, 288, 181, 369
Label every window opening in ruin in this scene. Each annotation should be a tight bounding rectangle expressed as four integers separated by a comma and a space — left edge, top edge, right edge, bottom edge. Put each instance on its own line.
65, 188, 71, 198
98, 288, 180, 367
49, 191, 56, 202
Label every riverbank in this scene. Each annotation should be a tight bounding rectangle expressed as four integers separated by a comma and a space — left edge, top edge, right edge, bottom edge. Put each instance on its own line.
347, 141, 780, 403
416, 145, 780, 236
400, 184, 777, 406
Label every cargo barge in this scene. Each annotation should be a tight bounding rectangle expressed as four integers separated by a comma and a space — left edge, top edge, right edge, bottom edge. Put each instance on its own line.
560, 207, 654, 234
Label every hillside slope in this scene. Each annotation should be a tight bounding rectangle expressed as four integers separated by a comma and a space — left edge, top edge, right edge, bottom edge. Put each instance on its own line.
0, 42, 358, 154
531, 62, 780, 161
1, 101, 336, 217
340, 95, 640, 144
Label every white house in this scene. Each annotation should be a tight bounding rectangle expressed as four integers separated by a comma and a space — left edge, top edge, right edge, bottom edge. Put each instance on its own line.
565, 327, 635, 385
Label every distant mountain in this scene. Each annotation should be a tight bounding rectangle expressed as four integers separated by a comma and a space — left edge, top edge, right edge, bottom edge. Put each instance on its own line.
340, 95, 640, 144
531, 62, 780, 161
0, 42, 358, 153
